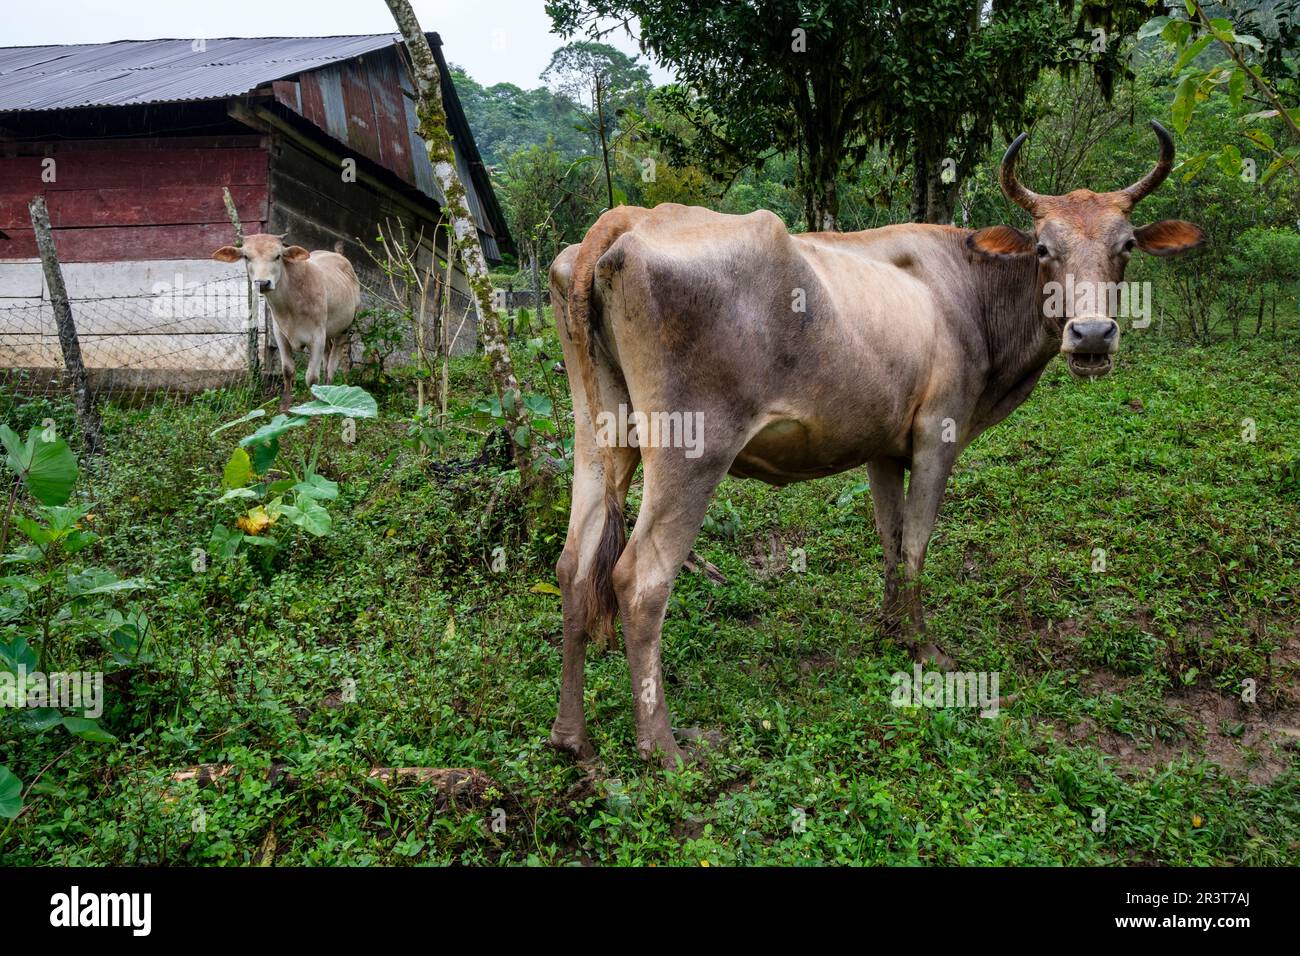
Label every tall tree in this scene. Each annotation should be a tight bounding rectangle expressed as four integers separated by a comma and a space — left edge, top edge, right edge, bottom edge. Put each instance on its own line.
499, 141, 573, 324
542, 42, 653, 209
384, 0, 542, 482
547, 0, 1148, 226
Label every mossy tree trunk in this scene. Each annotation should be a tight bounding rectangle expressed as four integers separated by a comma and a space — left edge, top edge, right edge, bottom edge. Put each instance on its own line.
384, 0, 542, 484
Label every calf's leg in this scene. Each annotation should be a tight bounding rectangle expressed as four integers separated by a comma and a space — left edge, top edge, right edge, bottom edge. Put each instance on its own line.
325, 337, 346, 384
304, 333, 327, 392
270, 322, 296, 413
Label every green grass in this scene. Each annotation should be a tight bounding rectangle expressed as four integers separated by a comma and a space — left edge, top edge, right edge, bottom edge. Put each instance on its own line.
2, 328, 1298, 865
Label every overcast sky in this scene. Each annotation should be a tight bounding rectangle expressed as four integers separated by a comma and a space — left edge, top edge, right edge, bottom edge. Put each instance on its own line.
4, 0, 671, 89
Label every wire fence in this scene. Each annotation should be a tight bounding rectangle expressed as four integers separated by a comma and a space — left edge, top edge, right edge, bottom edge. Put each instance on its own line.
0, 265, 482, 453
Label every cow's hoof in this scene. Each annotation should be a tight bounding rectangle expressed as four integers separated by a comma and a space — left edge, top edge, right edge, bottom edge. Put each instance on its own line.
637, 735, 688, 769
548, 723, 596, 761
911, 642, 956, 672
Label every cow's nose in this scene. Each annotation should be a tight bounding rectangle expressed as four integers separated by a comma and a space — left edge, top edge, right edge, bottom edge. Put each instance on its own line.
1067, 318, 1118, 352
256, 279, 272, 293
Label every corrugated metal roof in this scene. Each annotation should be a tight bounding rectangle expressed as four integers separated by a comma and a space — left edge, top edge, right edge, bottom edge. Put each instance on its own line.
0, 35, 402, 112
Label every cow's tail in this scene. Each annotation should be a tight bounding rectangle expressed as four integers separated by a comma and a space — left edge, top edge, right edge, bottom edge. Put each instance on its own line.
559, 207, 642, 645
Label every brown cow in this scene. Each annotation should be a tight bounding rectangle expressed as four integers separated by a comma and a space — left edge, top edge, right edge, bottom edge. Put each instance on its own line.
213, 234, 360, 410
548, 122, 1205, 767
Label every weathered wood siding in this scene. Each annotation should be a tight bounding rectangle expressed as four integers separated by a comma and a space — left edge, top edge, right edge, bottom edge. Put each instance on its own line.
0, 135, 270, 261
0, 134, 269, 384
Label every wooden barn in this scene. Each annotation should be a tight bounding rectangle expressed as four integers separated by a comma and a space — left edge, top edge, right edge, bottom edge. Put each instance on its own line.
0, 33, 511, 391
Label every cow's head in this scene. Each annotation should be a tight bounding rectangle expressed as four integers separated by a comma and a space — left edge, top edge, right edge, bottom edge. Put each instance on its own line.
968, 121, 1205, 378
213, 233, 310, 293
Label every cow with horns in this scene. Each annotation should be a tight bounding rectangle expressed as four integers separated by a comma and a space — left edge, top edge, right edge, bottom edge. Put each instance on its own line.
548, 122, 1205, 766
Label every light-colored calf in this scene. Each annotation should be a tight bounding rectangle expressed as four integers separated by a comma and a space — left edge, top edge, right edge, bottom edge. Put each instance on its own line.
213, 234, 361, 410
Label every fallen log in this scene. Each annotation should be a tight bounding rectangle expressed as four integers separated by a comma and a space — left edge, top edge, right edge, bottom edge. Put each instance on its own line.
164, 764, 495, 804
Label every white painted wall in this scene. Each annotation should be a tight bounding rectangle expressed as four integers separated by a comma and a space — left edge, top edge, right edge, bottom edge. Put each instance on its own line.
0, 258, 264, 373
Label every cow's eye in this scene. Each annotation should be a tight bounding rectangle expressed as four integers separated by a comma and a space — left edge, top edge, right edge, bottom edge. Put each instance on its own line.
1036, 243, 1049, 258
1122, 238, 1136, 253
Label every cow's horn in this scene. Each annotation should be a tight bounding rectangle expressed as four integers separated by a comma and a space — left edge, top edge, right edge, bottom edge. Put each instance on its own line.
999, 132, 1041, 216
1117, 121, 1175, 210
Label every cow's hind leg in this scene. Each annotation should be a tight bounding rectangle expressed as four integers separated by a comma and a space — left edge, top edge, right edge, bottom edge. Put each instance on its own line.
551, 439, 638, 760
613, 447, 731, 768
324, 337, 347, 384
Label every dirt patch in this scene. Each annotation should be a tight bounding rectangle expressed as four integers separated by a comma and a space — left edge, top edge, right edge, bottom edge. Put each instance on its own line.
747, 529, 807, 580
1042, 687, 1300, 784
798, 651, 837, 675
1079, 667, 1131, 697
1165, 686, 1300, 785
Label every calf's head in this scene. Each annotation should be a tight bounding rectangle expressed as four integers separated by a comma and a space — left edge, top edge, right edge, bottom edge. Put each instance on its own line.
969, 122, 1205, 378
213, 234, 310, 293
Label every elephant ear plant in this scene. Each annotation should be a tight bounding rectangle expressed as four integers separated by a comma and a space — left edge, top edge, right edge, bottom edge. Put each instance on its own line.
0, 424, 148, 830
210, 384, 378, 565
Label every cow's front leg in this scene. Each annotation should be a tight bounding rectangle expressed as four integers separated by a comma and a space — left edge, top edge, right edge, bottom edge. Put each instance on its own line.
304, 333, 326, 392
271, 322, 296, 413
866, 458, 905, 635
900, 432, 958, 671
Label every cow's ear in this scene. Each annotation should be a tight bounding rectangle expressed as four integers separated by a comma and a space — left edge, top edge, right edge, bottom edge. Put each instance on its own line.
967, 225, 1034, 259
283, 245, 310, 262
1133, 220, 1206, 257
212, 245, 242, 263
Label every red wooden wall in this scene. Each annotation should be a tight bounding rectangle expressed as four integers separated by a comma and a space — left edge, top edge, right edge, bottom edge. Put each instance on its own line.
0, 135, 270, 262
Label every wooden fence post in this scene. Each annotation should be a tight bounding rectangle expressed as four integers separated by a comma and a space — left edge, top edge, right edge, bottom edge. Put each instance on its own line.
28, 196, 104, 456
222, 187, 260, 384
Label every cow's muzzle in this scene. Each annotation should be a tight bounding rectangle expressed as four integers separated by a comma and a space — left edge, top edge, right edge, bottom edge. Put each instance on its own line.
1062, 317, 1118, 378
256, 279, 273, 293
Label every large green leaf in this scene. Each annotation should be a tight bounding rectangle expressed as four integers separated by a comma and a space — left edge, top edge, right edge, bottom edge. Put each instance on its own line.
1171, 74, 1198, 133
292, 473, 338, 501
13, 708, 62, 732
0, 425, 23, 465
209, 523, 243, 560
239, 415, 307, 448
251, 437, 281, 475
62, 716, 117, 744
276, 494, 332, 536
0, 766, 22, 819
210, 408, 266, 437
222, 447, 253, 490
65, 568, 147, 598
288, 384, 378, 419
2, 427, 78, 506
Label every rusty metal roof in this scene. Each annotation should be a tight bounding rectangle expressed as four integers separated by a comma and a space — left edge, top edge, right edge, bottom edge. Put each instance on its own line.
0, 35, 402, 112
0, 35, 512, 257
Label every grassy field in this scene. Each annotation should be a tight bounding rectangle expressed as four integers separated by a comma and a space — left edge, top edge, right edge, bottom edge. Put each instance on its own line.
2, 326, 1298, 865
